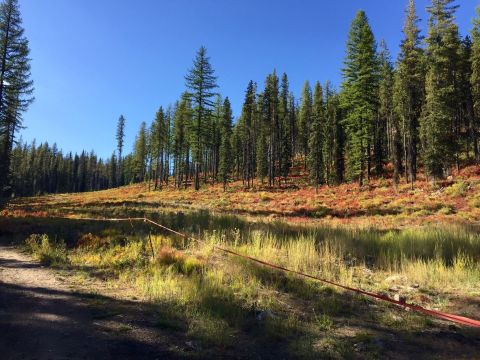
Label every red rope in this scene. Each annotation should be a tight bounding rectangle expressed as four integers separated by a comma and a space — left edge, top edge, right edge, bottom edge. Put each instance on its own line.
62, 215, 480, 328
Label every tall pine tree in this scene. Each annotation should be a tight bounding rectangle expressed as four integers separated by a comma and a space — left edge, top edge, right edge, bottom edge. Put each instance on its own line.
0, 0, 33, 197
471, 6, 480, 162
308, 81, 325, 192
341, 10, 379, 185
185, 46, 218, 190
420, 0, 461, 180
298, 81, 312, 168
116, 115, 125, 185
219, 97, 233, 190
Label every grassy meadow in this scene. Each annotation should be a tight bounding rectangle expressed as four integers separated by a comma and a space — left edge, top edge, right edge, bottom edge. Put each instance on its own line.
2, 172, 480, 358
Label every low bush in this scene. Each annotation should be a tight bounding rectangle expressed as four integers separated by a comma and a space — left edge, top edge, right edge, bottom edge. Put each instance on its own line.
25, 234, 68, 266
444, 181, 468, 197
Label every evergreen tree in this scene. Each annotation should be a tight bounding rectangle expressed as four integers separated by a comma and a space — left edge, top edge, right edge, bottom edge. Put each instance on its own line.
173, 93, 192, 188
298, 81, 312, 167
471, 6, 480, 162
264, 70, 280, 186
377, 40, 399, 185
279, 73, 292, 182
185, 46, 218, 190
256, 92, 268, 183
420, 0, 461, 180
308, 81, 325, 192
374, 40, 392, 176
108, 152, 117, 188
151, 106, 167, 189
327, 87, 346, 184
395, 0, 425, 183
0, 0, 33, 197
116, 115, 125, 185
239, 81, 256, 187
211, 95, 223, 183
219, 97, 233, 190
288, 93, 297, 161
341, 10, 379, 185
458, 36, 476, 162
134, 122, 147, 182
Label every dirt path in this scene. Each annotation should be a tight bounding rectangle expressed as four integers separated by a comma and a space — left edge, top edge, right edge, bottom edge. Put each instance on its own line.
0, 246, 182, 360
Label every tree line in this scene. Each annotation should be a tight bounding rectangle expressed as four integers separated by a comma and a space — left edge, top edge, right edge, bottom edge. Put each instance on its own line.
5, 0, 480, 197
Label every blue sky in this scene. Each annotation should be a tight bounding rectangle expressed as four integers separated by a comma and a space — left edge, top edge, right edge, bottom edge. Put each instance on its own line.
18, 0, 479, 158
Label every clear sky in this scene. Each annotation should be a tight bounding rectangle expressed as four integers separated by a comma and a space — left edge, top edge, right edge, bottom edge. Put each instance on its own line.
18, 0, 479, 158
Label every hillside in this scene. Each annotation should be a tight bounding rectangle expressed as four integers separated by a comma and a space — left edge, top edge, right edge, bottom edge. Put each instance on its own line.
1, 168, 480, 358
5, 165, 480, 229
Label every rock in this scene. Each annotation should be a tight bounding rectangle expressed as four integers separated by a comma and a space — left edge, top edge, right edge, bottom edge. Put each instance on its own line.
411, 283, 420, 289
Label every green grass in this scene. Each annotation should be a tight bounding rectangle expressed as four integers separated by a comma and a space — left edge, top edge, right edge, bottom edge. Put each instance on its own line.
18, 219, 480, 358
24, 234, 68, 266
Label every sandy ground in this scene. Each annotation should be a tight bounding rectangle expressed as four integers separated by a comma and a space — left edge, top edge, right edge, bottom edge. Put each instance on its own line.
0, 246, 184, 360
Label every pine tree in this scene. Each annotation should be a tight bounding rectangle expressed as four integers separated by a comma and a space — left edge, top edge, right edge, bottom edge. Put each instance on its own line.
288, 93, 297, 161
458, 36, 476, 162
134, 122, 147, 182
185, 46, 218, 190
308, 81, 325, 192
471, 6, 480, 162
326, 87, 345, 186
279, 73, 292, 182
116, 115, 125, 185
298, 81, 312, 168
239, 81, 256, 187
0, 0, 33, 197
151, 106, 167, 189
264, 71, 280, 186
173, 93, 192, 188
395, 0, 425, 184
219, 97, 233, 190
256, 92, 268, 183
211, 95, 223, 183
378, 40, 400, 186
420, 0, 461, 180
341, 10, 379, 185
108, 152, 117, 188
374, 40, 392, 176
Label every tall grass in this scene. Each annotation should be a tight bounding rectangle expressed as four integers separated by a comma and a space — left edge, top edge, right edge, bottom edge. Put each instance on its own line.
24, 221, 480, 356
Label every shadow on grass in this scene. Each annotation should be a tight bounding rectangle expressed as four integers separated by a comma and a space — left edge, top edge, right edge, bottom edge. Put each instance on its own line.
233, 256, 480, 356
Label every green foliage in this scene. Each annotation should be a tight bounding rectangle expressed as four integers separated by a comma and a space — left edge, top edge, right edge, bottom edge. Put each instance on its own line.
116, 115, 126, 185
25, 234, 68, 266
308, 82, 325, 189
133, 122, 147, 182
472, 6, 480, 160
420, 0, 461, 179
0, 0, 34, 197
394, 0, 425, 183
219, 98, 233, 190
185, 46, 218, 190
298, 80, 313, 161
341, 10, 379, 184
444, 181, 468, 197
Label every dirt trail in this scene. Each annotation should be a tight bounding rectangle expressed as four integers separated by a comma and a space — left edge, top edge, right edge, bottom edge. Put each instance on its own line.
0, 246, 178, 360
